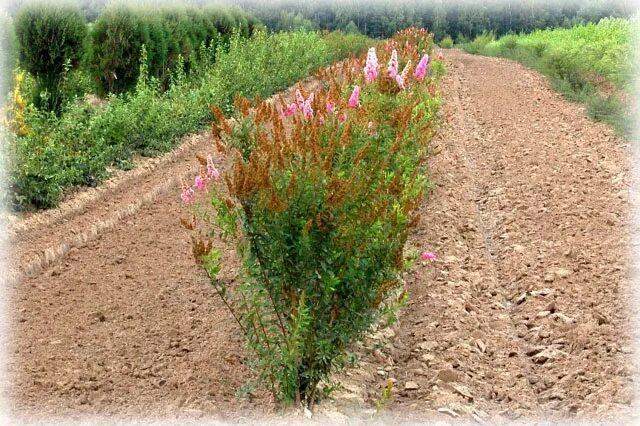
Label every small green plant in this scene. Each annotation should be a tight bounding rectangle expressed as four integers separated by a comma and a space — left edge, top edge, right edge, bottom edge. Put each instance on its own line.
439, 34, 454, 48
542, 51, 587, 92
323, 30, 373, 61
319, 379, 344, 401
235, 381, 256, 401
587, 93, 630, 135
403, 246, 419, 271
375, 379, 395, 411
528, 40, 548, 57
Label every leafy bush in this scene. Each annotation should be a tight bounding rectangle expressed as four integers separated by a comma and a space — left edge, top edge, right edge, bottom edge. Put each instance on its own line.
343, 21, 359, 34
456, 33, 469, 45
209, 30, 331, 113
527, 40, 548, 57
14, 3, 87, 112
501, 34, 519, 50
9, 103, 110, 207
586, 93, 631, 135
439, 34, 454, 48
88, 6, 151, 95
542, 51, 587, 92
464, 31, 496, 53
183, 28, 442, 408
322, 31, 373, 61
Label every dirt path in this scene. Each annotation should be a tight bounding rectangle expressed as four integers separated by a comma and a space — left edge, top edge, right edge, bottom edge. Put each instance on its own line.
336, 49, 636, 423
6, 50, 636, 423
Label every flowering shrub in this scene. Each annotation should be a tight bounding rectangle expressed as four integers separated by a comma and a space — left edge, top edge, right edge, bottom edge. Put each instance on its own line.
184, 27, 442, 409
363, 47, 379, 83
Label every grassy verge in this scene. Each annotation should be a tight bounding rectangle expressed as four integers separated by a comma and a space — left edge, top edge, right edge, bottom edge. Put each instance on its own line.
4, 30, 374, 210
462, 17, 636, 138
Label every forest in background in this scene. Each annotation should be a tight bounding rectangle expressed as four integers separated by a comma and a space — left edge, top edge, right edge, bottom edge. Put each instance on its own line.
2, 0, 638, 41
237, 0, 638, 40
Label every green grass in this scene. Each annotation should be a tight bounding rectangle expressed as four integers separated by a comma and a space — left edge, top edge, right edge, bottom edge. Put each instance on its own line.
6, 30, 375, 210
462, 17, 636, 138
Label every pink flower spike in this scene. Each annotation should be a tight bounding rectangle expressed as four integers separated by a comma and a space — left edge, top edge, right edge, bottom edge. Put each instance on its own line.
363, 47, 379, 83
420, 251, 436, 262
338, 112, 347, 124
180, 179, 194, 204
303, 99, 314, 120
414, 54, 429, 81
181, 188, 194, 203
194, 175, 205, 191
326, 101, 334, 113
206, 155, 220, 180
387, 49, 398, 78
319, 114, 325, 125
348, 85, 360, 108
282, 103, 297, 118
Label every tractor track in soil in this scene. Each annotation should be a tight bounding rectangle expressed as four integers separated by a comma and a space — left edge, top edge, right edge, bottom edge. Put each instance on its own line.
5, 50, 636, 424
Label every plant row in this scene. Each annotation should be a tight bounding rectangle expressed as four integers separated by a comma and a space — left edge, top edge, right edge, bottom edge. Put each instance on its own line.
88, 5, 262, 95
11, 3, 261, 112
5, 30, 373, 209
182, 26, 444, 409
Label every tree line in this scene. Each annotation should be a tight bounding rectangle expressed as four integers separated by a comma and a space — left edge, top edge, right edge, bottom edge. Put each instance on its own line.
235, 0, 637, 41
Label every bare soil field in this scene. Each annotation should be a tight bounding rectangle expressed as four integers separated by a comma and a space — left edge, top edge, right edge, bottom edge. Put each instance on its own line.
6, 49, 636, 424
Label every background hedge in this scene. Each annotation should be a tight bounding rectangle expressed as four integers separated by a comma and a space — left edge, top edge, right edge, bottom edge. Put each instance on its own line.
88, 5, 262, 95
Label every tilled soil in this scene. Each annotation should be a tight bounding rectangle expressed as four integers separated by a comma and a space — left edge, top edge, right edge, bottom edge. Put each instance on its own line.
6, 50, 636, 424
330, 49, 636, 424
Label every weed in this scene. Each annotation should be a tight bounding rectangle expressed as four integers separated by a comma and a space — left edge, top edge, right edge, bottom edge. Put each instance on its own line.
375, 379, 395, 411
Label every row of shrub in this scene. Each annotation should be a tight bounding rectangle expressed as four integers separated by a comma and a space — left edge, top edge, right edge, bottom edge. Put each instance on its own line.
6, 30, 373, 210
89, 5, 262, 95
183, 27, 444, 408
461, 17, 635, 137
12, 3, 261, 111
